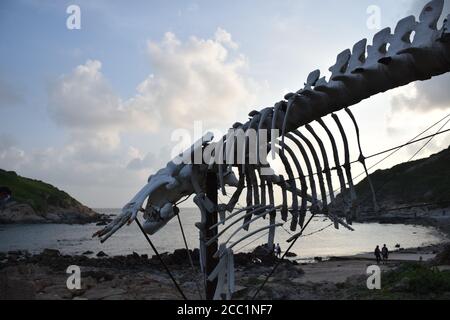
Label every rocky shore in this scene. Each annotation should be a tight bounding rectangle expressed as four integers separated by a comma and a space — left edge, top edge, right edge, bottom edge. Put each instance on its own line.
0, 201, 110, 225
0, 169, 110, 225
357, 206, 450, 237
1, 243, 450, 300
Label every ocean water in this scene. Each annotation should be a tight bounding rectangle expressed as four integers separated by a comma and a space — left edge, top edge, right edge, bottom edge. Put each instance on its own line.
0, 208, 446, 260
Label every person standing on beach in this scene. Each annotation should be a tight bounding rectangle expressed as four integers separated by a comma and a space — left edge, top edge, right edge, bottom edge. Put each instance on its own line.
381, 244, 389, 263
374, 245, 382, 264
275, 243, 281, 258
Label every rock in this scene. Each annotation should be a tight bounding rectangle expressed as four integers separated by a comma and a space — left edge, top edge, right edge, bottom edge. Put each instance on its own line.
41, 284, 73, 299
82, 270, 114, 282
252, 245, 273, 257
285, 252, 297, 258
96, 251, 108, 257
0, 274, 36, 299
433, 244, 450, 265
320, 282, 338, 293
275, 270, 296, 280
0, 168, 106, 225
42, 249, 60, 257
0, 202, 46, 224
8, 250, 23, 256
171, 249, 190, 264
82, 287, 127, 300
7, 250, 30, 258
96, 221, 107, 226
82, 251, 94, 255
314, 257, 323, 262
82, 276, 98, 290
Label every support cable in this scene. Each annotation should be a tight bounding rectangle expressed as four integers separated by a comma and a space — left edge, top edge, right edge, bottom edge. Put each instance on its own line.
135, 218, 188, 300
175, 207, 204, 300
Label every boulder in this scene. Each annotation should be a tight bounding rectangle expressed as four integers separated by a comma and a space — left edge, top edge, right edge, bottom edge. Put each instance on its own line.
285, 252, 297, 258
42, 249, 61, 257
82, 287, 127, 300
433, 244, 450, 265
96, 251, 108, 258
0, 202, 46, 224
0, 274, 36, 300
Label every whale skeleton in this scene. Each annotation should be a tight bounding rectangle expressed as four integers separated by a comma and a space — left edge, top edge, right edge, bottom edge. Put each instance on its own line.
94, 0, 450, 300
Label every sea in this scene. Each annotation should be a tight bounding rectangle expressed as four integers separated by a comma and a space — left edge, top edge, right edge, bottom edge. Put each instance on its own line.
0, 208, 446, 261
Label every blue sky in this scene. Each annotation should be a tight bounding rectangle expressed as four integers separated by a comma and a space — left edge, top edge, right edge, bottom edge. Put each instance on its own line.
1, 0, 449, 208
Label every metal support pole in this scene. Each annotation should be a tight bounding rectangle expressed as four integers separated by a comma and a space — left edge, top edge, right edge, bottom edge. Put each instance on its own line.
205, 170, 219, 300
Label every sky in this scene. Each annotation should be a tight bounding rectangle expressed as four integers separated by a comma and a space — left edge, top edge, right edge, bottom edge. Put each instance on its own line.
0, 0, 449, 208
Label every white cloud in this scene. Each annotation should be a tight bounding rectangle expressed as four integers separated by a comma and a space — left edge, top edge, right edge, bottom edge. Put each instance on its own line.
132, 30, 256, 129
391, 1, 450, 115
48, 59, 158, 140
49, 28, 255, 136
214, 28, 239, 50
1, 28, 258, 207
127, 152, 157, 171
49, 60, 122, 130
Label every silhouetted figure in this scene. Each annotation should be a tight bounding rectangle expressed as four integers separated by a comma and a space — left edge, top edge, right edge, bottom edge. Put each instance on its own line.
275, 243, 281, 258
381, 244, 389, 263
374, 245, 381, 264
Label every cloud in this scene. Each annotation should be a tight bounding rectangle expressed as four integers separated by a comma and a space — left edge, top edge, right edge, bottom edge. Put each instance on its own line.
44, 26, 255, 167
50, 28, 255, 135
390, 0, 450, 115
127, 153, 157, 171
214, 28, 239, 50
126, 145, 172, 172
132, 30, 256, 129
0, 138, 148, 207
387, 1, 450, 140
0, 134, 25, 170
390, 73, 450, 114
1, 28, 257, 207
48, 59, 157, 141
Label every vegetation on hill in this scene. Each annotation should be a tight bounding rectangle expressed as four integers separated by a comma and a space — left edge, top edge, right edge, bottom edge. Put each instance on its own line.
0, 169, 83, 213
354, 146, 450, 207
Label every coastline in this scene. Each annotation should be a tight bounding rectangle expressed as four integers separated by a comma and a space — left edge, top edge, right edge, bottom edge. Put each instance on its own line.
0, 202, 112, 225
356, 206, 450, 238
1, 209, 449, 300
1, 238, 449, 300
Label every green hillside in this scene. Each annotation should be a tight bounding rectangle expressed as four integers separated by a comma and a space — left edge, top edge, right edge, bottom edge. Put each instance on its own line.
0, 169, 83, 213
354, 146, 450, 207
